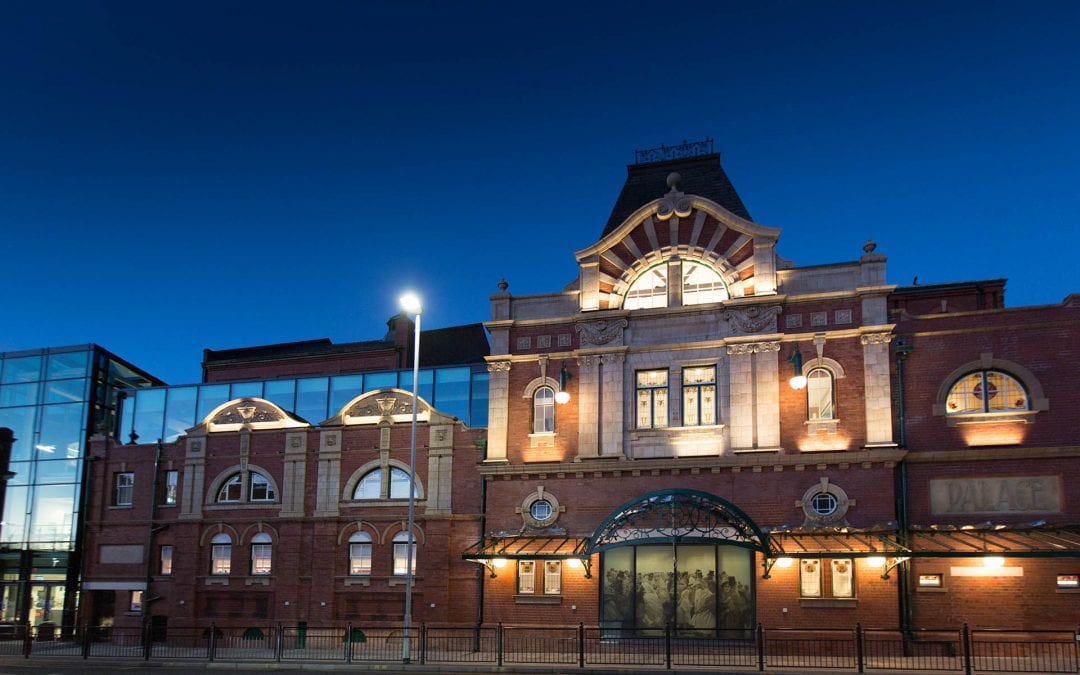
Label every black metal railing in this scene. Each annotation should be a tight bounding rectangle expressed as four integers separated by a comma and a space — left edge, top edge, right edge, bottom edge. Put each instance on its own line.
2, 621, 1077, 673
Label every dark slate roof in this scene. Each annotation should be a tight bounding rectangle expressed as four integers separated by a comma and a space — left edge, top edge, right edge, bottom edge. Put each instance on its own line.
601, 153, 752, 238
203, 324, 490, 368
416, 323, 490, 367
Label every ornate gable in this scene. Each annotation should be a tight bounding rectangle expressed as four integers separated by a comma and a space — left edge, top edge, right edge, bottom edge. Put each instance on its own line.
199, 397, 310, 433
322, 387, 445, 426
576, 172, 781, 312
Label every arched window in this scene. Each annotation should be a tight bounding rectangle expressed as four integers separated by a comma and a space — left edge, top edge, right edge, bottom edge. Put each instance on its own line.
624, 265, 668, 310
806, 368, 835, 421
348, 532, 372, 575
388, 467, 412, 499
354, 469, 383, 499
217, 474, 242, 503
249, 472, 276, 501
250, 532, 272, 575
946, 370, 1028, 415
533, 386, 555, 434
392, 531, 416, 576
210, 533, 232, 575
681, 260, 729, 306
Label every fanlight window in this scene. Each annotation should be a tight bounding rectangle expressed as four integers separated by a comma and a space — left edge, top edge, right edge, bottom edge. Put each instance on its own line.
946, 370, 1028, 414
681, 260, 729, 306
217, 474, 243, 503
353, 467, 416, 500
389, 467, 412, 499
624, 266, 668, 310
249, 473, 276, 501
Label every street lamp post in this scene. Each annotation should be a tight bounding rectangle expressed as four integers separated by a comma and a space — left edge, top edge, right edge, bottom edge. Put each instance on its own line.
398, 292, 422, 664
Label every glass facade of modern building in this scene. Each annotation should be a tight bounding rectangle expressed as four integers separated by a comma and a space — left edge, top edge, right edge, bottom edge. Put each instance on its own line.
119, 365, 490, 443
0, 345, 161, 627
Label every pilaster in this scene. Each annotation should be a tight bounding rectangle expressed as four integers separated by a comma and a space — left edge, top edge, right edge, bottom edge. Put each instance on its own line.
313, 430, 342, 516
576, 354, 601, 459
279, 431, 307, 517
600, 352, 626, 457
484, 361, 511, 462
861, 333, 896, 447
180, 436, 206, 520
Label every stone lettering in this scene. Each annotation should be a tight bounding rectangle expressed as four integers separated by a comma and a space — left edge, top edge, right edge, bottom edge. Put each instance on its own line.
930, 476, 1060, 515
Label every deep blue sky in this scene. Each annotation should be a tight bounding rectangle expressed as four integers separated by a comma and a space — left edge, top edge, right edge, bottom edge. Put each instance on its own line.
2, 1, 1077, 384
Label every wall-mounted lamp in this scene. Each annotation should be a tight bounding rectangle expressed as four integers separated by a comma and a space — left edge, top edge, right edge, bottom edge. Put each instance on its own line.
566, 558, 583, 569
492, 558, 508, 569
555, 363, 572, 404
788, 346, 807, 390
865, 557, 887, 568
983, 556, 1005, 568
775, 557, 794, 569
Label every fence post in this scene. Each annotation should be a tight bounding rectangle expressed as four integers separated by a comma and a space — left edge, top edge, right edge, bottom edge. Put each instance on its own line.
855, 622, 864, 673
81, 623, 92, 659
664, 621, 672, 670
274, 622, 282, 662
208, 622, 217, 662
142, 618, 152, 661
578, 622, 585, 669
420, 623, 426, 665
962, 623, 972, 675
343, 621, 351, 663
756, 623, 765, 672
496, 623, 503, 668
22, 622, 31, 658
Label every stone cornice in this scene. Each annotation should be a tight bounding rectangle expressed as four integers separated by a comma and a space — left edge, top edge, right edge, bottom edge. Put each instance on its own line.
904, 445, 1080, 463
478, 448, 907, 478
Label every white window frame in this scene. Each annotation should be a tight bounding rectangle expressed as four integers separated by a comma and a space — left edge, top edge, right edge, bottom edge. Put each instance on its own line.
113, 472, 134, 506
806, 367, 836, 421
250, 532, 272, 575
517, 560, 536, 594
543, 560, 562, 595
217, 474, 242, 503
210, 533, 232, 575
129, 590, 143, 613
392, 531, 416, 576
348, 532, 372, 576
163, 470, 179, 506
248, 472, 276, 502
533, 386, 555, 434
388, 467, 412, 499
353, 469, 383, 499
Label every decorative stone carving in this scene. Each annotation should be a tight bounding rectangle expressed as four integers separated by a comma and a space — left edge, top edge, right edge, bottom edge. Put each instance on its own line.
860, 333, 894, 346
723, 306, 781, 334
576, 319, 628, 346
210, 403, 282, 425
345, 392, 426, 419
601, 352, 625, 365
487, 361, 511, 373
726, 341, 781, 355
655, 173, 693, 221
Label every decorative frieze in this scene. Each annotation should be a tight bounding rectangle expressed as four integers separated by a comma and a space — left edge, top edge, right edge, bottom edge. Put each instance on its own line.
723, 306, 781, 334
576, 319, 629, 347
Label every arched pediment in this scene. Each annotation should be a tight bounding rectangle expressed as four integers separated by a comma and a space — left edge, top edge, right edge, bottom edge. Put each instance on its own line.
323, 387, 442, 426
197, 397, 309, 433
586, 488, 769, 554
575, 189, 781, 311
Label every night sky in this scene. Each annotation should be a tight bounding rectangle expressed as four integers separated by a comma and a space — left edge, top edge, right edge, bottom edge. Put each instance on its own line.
2, 1, 1078, 384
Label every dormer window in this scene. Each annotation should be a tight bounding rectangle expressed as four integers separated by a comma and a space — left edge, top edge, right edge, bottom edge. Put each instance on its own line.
624, 265, 668, 310
681, 260, 729, 306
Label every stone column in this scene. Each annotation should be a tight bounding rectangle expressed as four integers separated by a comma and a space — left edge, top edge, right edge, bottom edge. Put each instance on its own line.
600, 352, 625, 457
279, 431, 307, 517
576, 354, 600, 459
484, 361, 511, 462
180, 436, 206, 520
726, 345, 755, 450
313, 430, 341, 517
861, 333, 896, 447
754, 341, 781, 449
425, 420, 454, 514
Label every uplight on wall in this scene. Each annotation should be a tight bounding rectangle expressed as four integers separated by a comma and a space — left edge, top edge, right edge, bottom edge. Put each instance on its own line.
865, 557, 887, 568
788, 346, 807, 390
492, 558, 508, 569
982, 556, 1006, 568
775, 557, 794, 569
566, 558, 583, 569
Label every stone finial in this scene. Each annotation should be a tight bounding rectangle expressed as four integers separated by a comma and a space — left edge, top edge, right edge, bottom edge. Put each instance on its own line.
666, 172, 681, 190
497, 278, 509, 292
863, 240, 877, 254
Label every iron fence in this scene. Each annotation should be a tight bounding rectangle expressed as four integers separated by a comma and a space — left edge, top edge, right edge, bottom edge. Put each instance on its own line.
1, 621, 1077, 673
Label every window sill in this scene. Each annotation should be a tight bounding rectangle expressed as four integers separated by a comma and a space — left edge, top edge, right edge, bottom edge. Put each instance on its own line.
205, 577, 229, 586
108, 505, 133, 510
514, 595, 561, 605
800, 598, 857, 608
528, 432, 557, 449
942, 410, 1038, 427
388, 576, 420, 587
916, 587, 947, 593
245, 576, 271, 586
805, 419, 840, 434
343, 576, 371, 587
204, 502, 280, 510
342, 499, 427, 509
1056, 588, 1080, 594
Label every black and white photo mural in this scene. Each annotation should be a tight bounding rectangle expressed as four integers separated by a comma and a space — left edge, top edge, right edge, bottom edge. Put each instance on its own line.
590, 490, 767, 636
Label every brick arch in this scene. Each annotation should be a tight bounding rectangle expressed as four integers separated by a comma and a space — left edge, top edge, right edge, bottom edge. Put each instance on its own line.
198, 522, 240, 547
239, 521, 280, 545
379, 521, 426, 546
336, 520, 378, 546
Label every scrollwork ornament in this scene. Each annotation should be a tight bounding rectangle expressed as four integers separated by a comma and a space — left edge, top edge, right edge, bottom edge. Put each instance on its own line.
576, 319, 628, 347
860, 333, 894, 346
723, 306, 781, 334
487, 361, 511, 374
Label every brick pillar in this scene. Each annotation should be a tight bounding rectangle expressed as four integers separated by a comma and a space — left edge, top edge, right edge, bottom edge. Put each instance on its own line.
485, 361, 511, 462
861, 333, 896, 447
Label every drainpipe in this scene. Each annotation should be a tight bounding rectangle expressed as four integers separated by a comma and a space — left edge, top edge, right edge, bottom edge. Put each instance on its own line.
476, 471, 487, 626
893, 340, 914, 640
142, 440, 164, 622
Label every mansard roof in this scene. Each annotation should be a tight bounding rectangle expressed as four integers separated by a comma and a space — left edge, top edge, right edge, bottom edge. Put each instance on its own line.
602, 153, 752, 238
